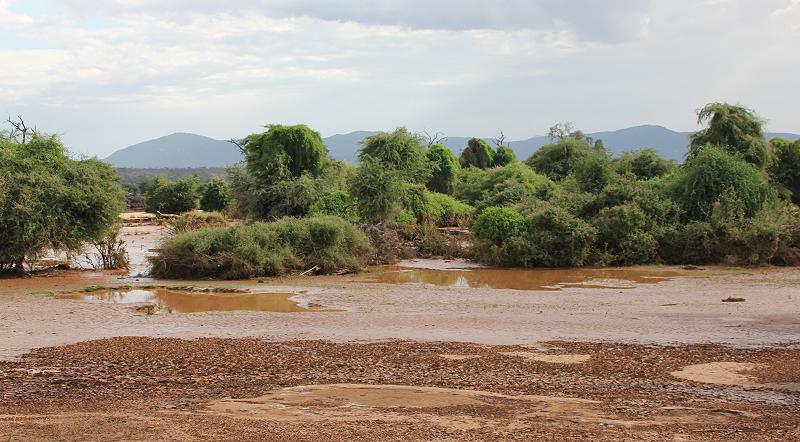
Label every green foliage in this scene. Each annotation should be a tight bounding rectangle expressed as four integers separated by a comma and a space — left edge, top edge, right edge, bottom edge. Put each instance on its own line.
199, 178, 230, 212
145, 175, 200, 214
0, 134, 125, 270
768, 138, 800, 204
358, 128, 430, 183
427, 192, 474, 227
171, 211, 227, 234
573, 155, 614, 193
525, 138, 597, 181
426, 144, 460, 194
689, 103, 771, 168
351, 156, 403, 222
616, 148, 676, 180
243, 124, 327, 183
593, 203, 659, 264
667, 145, 775, 221
471, 207, 525, 243
151, 216, 372, 279
456, 162, 558, 212
226, 163, 257, 219
493, 145, 517, 167
250, 174, 320, 220
459, 138, 495, 169
309, 191, 358, 221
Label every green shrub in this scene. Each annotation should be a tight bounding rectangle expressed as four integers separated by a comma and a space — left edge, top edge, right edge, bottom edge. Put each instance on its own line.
616, 148, 676, 180
150, 216, 372, 279
0, 134, 125, 270
523, 204, 597, 267
525, 138, 597, 181
145, 175, 200, 214
199, 178, 230, 212
351, 156, 403, 222
358, 127, 430, 183
471, 207, 525, 243
426, 144, 460, 194
250, 174, 320, 220
689, 103, 772, 169
768, 138, 800, 204
427, 192, 474, 227
573, 154, 614, 193
667, 145, 775, 221
455, 162, 557, 211
171, 211, 227, 234
308, 191, 358, 221
593, 203, 658, 264
242, 124, 327, 183
493, 146, 517, 167
459, 138, 495, 169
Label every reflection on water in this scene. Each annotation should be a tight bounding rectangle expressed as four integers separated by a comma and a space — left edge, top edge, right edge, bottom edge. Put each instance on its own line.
57, 289, 332, 313
372, 266, 682, 291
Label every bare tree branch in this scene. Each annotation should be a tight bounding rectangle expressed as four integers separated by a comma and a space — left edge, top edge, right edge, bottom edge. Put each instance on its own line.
421, 129, 447, 147
492, 131, 507, 147
6, 115, 30, 144
228, 138, 246, 154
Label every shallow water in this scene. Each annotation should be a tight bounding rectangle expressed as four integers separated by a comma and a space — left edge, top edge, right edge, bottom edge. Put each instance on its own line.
56, 289, 331, 313
371, 266, 683, 291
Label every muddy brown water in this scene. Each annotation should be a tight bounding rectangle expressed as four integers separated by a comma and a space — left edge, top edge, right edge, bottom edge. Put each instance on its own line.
56, 289, 334, 314
370, 266, 683, 291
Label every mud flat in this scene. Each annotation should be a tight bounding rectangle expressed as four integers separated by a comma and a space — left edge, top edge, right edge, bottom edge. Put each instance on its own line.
1, 338, 799, 440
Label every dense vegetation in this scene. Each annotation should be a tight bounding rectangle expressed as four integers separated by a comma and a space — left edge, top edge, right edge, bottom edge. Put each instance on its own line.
0, 133, 126, 271
146, 103, 800, 278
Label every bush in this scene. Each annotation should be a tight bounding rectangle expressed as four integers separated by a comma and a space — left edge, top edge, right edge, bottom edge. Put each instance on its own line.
145, 175, 200, 214
525, 138, 597, 181
427, 192, 474, 227
250, 174, 320, 220
426, 144, 460, 194
309, 191, 358, 221
593, 203, 658, 264
171, 211, 227, 234
459, 138, 495, 169
471, 207, 525, 243
150, 216, 372, 279
573, 154, 614, 193
455, 162, 557, 211
358, 128, 430, 183
199, 178, 230, 212
616, 148, 676, 180
242, 124, 327, 183
0, 134, 125, 270
768, 138, 800, 204
689, 103, 771, 169
667, 145, 776, 221
351, 156, 403, 222
493, 146, 517, 167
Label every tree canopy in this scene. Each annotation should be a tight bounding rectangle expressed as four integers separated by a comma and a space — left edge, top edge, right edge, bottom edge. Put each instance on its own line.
689, 103, 772, 169
243, 124, 328, 183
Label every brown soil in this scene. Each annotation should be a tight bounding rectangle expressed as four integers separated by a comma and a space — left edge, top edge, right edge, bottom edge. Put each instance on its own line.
1, 338, 799, 441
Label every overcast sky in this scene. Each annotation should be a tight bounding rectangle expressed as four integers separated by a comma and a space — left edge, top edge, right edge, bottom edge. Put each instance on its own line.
1, 0, 798, 157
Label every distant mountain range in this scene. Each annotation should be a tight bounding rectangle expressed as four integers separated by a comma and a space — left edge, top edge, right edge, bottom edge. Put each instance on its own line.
105, 126, 800, 168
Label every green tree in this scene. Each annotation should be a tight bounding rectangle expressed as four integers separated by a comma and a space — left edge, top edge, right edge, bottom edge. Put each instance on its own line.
573, 154, 614, 193
768, 138, 800, 204
145, 176, 200, 214
689, 103, 772, 169
426, 144, 460, 194
668, 145, 775, 221
358, 128, 430, 182
243, 124, 327, 183
350, 156, 403, 222
525, 138, 597, 181
459, 138, 495, 169
616, 148, 676, 180
199, 178, 230, 212
0, 134, 125, 271
493, 145, 517, 167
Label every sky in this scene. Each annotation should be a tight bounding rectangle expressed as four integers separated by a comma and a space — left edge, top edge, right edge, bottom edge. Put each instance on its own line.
1, 0, 798, 157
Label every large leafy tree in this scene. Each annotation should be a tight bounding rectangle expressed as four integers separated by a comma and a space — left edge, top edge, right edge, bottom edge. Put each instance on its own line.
243, 124, 328, 183
525, 138, 598, 181
199, 177, 230, 212
689, 103, 772, 169
358, 127, 430, 182
426, 144, 460, 194
145, 175, 200, 214
0, 134, 125, 271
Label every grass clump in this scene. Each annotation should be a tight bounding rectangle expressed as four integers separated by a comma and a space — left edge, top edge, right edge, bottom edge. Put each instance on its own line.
170, 211, 227, 234
150, 216, 372, 279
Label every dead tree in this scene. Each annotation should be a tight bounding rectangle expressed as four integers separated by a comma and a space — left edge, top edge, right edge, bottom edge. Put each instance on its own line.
422, 129, 448, 147
492, 131, 507, 147
6, 115, 31, 144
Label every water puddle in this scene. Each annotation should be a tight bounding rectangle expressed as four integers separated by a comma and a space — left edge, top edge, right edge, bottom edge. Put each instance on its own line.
56, 288, 333, 313
370, 266, 683, 291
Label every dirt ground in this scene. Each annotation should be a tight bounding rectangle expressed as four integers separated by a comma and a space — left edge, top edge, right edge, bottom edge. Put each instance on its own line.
1, 224, 799, 440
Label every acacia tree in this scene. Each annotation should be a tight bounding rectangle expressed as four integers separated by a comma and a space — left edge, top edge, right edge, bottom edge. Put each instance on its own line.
0, 134, 125, 271
689, 103, 772, 169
